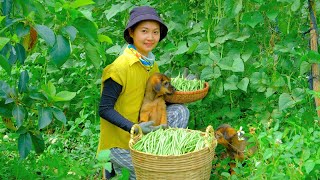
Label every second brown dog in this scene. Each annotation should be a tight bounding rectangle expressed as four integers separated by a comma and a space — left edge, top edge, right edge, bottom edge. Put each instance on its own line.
215, 124, 256, 175
139, 73, 175, 126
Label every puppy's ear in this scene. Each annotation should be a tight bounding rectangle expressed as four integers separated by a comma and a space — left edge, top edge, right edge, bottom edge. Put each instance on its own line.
154, 82, 162, 92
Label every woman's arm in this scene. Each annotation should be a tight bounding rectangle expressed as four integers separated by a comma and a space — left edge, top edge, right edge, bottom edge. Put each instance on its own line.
99, 78, 134, 132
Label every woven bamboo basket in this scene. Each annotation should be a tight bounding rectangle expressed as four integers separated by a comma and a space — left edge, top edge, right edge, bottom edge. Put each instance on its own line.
129, 124, 217, 180
165, 82, 209, 104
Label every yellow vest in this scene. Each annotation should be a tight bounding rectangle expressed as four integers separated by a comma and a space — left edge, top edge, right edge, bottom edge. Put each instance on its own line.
97, 47, 159, 152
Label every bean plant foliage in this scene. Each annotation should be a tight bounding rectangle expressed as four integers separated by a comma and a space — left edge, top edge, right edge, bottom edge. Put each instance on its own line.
0, 0, 320, 179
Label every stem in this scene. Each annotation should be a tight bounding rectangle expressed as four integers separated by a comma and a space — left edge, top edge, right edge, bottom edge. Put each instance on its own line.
287, 11, 291, 34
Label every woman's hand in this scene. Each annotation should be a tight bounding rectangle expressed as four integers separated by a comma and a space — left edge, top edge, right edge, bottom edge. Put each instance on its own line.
137, 121, 167, 134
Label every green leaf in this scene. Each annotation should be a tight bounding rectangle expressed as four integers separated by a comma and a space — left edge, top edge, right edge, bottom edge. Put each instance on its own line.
242, 11, 264, 28
15, 43, 26, 64
42, 81, 56, 98
18, 132, 32, 159
218, 56, 233, 71
104, 163, 112, 172
233, 0, 242, 16
213, 32, 237, 45
291, 0, 300, 12
0, 16, 6, 23
214, 79, 224, 97
302, 149, 311, 161
265, 88, 275, 98
213, 66, 221, 78
232, 57, 244, 72
38, 107, 53, 129
300, 61, 310, 75
16, 23, 30, 37
304, 160, 315, 174
174, 41, 188, 55
52, 107, 67, 125
241, 49, 252, 62
70, 0, 95, 8
279, 93, 295, 111
3, 0, 12, 16
301, 50, 320, 64
233, 34, 250, 41
74, 17, 98, 44
224, 75, 238, 91
237, 77, 249, 92
85, 42, 101, 69
0, 54, 11, 74
97, 149, 111, 161
30, 132, 45, 154
12, 104, 25, 128
49, 35, 71, 67
29, 92, 47, 101
263, 148, 273, 160
221, 172, 231, 177
105, 2, 132, 20
18, 70, 29, 93
34, 24, 56, 47
186, 42, 198, 54
0, 37, 10, 50
106, 44, 122, 55
195, 42, 210, 55
187, 22, 202, 35
98, 34, 113, 44
53, 91, 76, 102
266, 10, 279, 21
62, 26, 78, 41
200, 66, 214, 80
292, 88, 305, 102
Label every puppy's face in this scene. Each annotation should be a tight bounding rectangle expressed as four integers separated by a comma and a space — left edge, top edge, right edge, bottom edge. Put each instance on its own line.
150, 73, 175, 96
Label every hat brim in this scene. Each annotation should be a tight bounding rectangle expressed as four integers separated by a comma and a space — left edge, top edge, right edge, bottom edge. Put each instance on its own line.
123, 14, 168, 44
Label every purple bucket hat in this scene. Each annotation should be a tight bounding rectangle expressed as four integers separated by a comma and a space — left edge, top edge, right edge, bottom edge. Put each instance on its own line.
124, 6, 168, 44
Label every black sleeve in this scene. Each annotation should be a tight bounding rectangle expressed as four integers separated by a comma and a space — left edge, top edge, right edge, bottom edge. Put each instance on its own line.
99, 78, 134, 132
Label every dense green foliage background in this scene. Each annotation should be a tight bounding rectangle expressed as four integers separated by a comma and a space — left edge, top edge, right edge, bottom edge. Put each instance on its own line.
1, 0, 320, 179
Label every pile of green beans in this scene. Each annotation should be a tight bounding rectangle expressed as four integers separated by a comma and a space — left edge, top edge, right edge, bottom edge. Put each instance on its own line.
171, 74, 205, 91
132, 128, 212, 155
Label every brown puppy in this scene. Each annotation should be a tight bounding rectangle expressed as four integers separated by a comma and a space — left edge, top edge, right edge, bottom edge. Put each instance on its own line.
215, 124, 256, 175
139, 73, 175, 126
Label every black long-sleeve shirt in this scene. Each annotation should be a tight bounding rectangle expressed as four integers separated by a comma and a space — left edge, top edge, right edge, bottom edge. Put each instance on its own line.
99, 78, 134, 132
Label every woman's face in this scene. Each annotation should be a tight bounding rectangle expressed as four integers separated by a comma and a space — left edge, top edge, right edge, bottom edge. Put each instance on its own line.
129, 20, 161, 56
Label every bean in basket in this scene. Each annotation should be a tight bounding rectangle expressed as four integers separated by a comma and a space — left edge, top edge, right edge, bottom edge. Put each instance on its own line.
132, 128, 214, 156
171, 73, 205, 91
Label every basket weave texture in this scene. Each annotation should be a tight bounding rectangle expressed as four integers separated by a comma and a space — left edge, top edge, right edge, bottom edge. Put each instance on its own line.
165, 82, 209, 104
129, 125, 217, 180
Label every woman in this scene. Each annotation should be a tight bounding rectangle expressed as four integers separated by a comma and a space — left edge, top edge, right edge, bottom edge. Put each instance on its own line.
98, 6, 189, 179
